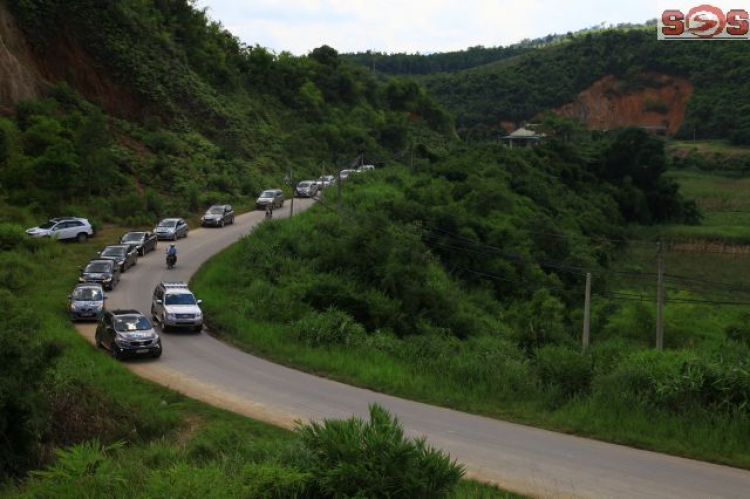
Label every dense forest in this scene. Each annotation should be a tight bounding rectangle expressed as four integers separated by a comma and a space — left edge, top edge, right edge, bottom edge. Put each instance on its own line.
341, 22, 653, 75
346, 27, 750, 144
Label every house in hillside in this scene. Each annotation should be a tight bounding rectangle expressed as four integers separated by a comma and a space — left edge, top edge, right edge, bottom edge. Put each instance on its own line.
501, 126, 546, 148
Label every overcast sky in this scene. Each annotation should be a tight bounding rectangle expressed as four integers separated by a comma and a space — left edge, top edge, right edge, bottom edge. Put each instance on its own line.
196, 0, 656, 55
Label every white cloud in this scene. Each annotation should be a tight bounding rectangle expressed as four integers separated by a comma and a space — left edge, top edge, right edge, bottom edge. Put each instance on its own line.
198, 0, 656, 54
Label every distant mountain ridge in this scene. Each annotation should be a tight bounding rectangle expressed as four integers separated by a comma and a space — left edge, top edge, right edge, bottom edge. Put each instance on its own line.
348, 27, 750, 144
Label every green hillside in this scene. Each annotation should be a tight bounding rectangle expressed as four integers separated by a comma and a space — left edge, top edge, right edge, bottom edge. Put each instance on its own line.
1, 0, 452, 224
347, 28, 750, 144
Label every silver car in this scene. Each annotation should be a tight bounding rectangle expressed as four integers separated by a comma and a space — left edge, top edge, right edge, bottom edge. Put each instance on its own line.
154, 218, 188, 241
68, 283, 107, 321
294, 180, 319, 198
151, 281, 204, 332
256, 189, 284, 210
317, 175, 335, 188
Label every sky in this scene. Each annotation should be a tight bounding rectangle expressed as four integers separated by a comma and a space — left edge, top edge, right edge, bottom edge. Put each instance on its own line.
197, 0, 656, 55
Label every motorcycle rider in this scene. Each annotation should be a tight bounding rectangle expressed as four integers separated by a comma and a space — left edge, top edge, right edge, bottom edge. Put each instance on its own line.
265, 203, 274, 219
166, 243, 177, 267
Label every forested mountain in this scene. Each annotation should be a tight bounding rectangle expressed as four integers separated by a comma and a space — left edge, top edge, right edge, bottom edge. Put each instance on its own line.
347, 28, 750, 144
0, 0, 451, 223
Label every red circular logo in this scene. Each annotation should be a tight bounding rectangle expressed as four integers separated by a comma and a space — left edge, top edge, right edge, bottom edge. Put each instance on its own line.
686, 4, 726, 37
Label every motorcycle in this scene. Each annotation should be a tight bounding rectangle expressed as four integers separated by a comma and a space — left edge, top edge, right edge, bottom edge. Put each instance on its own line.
166, 253, 177, 269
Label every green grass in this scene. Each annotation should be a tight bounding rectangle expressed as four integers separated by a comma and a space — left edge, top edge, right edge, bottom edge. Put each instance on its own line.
636, 170, 750, 242
668, 140, 750, 156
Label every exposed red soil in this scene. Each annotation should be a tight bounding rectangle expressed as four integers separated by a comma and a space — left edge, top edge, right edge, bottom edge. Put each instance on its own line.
0, 0, 139, 118
553, 73, 693, 135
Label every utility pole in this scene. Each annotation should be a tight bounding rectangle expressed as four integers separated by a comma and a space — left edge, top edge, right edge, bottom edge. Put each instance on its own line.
656, 238, 665, 351
288, 168, 295, 218
409, 138, 415, 173
337, 170, 342, 214
582, 272, 592, 350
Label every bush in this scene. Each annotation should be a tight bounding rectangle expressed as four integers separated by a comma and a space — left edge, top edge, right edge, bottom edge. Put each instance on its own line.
292, 308, 367, 348
593, 349, 750, 413
0, 290, 60, 478
295, 404, 464, 498
725, 319, 750, 345
534, 345, 593, 404
0, 223, 27, 251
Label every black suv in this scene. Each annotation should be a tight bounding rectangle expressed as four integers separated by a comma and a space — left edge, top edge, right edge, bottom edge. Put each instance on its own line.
120, 231, 158, 256
95, 309, 162, 360
201, 205, 235, 227
79, 259, 121, 291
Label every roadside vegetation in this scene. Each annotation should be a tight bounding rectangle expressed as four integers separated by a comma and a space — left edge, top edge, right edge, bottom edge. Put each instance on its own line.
193, 131, 750, 469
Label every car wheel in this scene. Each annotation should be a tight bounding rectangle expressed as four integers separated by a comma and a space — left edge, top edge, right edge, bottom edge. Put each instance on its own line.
76, 232, 88, 243
194, 325, 202, 333
110, 347, 121, 361
152, 349, 162, 359
220, 220, 225, 228
95, 335, 102, 349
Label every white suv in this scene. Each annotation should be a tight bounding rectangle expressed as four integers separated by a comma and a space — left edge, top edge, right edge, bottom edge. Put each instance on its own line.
151, 281, 204, 332
26, 217, 94, 242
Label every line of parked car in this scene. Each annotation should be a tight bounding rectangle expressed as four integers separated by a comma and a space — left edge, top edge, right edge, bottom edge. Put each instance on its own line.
26, 207, 238, 362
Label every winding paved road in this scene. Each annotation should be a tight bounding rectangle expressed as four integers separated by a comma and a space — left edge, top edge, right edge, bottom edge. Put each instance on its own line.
76, 199, 750, 498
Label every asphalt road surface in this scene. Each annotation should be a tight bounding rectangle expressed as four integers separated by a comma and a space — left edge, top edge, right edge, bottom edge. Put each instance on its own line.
75, 198, 750, 498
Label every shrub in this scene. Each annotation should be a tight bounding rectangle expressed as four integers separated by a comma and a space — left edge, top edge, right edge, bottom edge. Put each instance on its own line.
0, 223, 27, 251
725, 318, 750, 345
593, 349, 750, 413
534, 345, 593, 403
295, 404, 464, 498
0, 290, 60, 478
292, 308, 367, 348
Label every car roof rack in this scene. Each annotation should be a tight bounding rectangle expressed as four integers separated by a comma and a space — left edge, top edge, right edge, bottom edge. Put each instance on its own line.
161, 281, 189, 288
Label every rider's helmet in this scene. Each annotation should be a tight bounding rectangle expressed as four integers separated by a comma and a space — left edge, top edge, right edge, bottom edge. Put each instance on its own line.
170, 243, 175, 247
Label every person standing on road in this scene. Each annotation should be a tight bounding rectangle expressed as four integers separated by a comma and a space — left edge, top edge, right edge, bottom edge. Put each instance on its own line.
265, 203, 274, 219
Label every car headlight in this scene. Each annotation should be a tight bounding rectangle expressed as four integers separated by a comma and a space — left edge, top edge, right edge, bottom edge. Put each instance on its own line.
167, 313, 177, 321
195, 311, 203, 318
70, 304, 77, 311
103, 277, 112, 283
114, 336, 128, 346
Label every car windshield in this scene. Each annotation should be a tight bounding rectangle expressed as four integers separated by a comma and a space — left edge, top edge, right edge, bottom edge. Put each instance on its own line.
85, 262, 111, 273
101, 247, 125, 257
122, 232, 144, 242
208, 207, 224, 214
113, 316, 152, 332
298, 182, 311, 187
158, 220, 176, 228
260, 191, 275, 198
165, 293, 197, 305
38, 221, 56, 229
72, 287, 103, 301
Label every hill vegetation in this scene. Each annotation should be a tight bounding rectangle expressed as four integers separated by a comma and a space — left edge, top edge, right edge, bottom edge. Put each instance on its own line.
346, 28, 750, 144
2, 0, 452, 225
